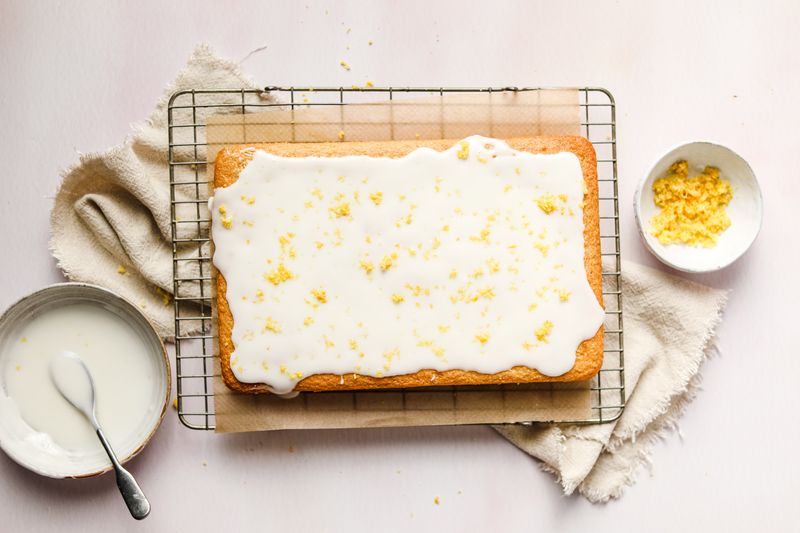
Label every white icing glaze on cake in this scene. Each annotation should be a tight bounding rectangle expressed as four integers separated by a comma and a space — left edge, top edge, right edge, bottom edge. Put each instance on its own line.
211, 136, 604, 395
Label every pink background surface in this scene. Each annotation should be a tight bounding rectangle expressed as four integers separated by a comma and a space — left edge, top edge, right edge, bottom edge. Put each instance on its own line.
0, 1, 797, 531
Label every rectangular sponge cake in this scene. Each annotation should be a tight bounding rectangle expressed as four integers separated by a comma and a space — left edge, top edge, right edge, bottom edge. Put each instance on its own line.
213, 136, 604, 394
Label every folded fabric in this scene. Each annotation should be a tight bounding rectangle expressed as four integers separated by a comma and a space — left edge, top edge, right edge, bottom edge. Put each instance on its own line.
495, 260, 727, 502
50, 44, 267, 338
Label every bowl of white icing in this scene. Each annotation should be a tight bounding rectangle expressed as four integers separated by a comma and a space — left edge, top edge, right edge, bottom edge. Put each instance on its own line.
0, 283, 170, 478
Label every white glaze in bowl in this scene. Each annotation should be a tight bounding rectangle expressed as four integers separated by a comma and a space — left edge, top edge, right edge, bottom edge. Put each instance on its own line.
0, 283, 169, 479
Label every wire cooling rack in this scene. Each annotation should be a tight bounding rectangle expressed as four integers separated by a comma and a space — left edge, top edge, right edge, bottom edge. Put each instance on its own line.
168, 87, 624, 430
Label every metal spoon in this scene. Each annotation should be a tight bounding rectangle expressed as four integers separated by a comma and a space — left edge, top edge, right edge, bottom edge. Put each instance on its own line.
49, 351, 150, 520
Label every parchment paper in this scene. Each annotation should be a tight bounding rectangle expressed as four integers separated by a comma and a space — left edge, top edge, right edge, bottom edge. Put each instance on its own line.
206, 89, 590, 432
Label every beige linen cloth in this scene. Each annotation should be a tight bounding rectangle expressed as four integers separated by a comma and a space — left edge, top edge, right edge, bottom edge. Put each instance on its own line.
49, 44, 728, 503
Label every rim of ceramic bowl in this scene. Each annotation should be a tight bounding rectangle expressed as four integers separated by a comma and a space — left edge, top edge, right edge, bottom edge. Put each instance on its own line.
633, 140, 763, 273
0, 282, 171, 479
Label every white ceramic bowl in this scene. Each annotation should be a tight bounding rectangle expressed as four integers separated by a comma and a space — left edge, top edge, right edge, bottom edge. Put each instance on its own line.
0, 283, 170, 479
634, 141, 763, 273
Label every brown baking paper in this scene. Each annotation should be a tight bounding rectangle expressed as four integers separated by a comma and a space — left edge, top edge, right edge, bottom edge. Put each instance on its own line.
206, 89, 590, 432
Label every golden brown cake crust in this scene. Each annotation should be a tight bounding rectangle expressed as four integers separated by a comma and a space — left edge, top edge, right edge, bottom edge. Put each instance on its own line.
213, 137, 604, 394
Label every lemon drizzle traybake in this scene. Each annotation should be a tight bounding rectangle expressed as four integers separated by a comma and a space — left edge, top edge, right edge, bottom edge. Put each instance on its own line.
209, 135, 604, 395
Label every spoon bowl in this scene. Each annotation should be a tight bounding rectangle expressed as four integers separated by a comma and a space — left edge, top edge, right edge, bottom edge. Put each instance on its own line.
50, 351, 151, 520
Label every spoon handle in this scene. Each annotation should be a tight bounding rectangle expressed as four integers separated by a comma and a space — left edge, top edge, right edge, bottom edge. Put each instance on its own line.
96, 428, 151, 520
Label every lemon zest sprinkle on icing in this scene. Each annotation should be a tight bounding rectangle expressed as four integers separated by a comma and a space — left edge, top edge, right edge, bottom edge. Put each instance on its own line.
360, 260, 374, 274
263, 317, 281, 334
536, 194, 558, 214
380, 253, 398, 271
456, 140, 470, 160
535, 320, 554, 342
264, 263, 294, 285
330, 202, 351, 218
311, 288, 327, 303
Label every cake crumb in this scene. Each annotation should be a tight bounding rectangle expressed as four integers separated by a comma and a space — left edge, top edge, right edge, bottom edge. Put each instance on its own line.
172, 398, 178, 410
303, 316, 314, 326
368, 39, 374, 46
15, 365, 22, 372
20, 337, 28, 343
369, 191, 383, 205
116, 265, 127, 275
339, 60, 351, 71
391, 293, 405, 304
338, 130, 346, 141
155, 287, 172, 306
434, 496, 441, 505
365, 80, 374, 88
